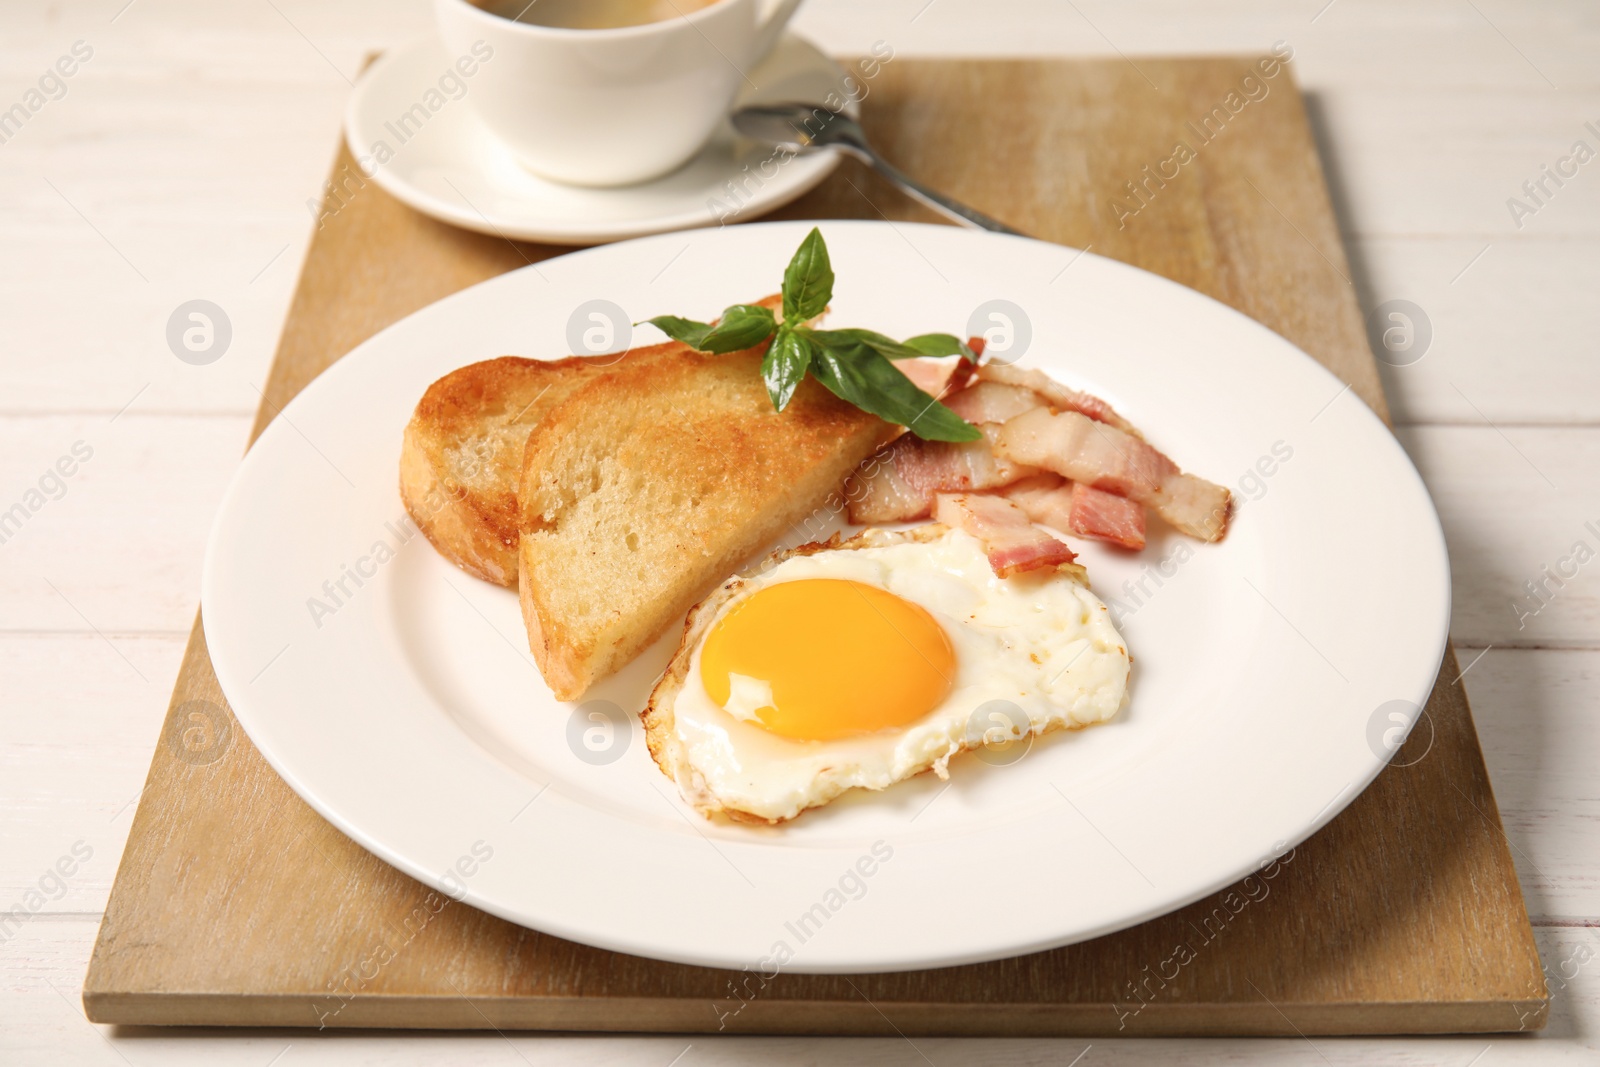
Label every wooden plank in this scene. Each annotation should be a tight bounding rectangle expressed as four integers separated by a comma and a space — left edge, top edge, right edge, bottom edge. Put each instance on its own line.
1311, 88, 1600, 238
1359, 237, 1600, 427
81, 55, 1546, 1034
20, 924, 1600, 1064
1398, 425, 1600, 649
0, 632, 182, 913
1458, 647, 1600, 922
0, 413, 251, 635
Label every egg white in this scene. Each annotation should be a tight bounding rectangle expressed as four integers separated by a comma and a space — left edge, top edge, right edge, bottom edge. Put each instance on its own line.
651, 527, 1130, 823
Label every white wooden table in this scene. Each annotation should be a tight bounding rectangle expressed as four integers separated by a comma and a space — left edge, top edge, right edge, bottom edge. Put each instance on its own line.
3, 0, 1596, 1062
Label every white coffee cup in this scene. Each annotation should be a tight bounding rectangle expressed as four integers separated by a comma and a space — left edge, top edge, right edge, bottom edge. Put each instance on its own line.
434, 0, 805, 187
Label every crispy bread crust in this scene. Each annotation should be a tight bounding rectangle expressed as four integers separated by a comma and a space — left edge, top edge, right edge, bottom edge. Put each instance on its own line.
399, 415, 514, 585
400, 352, 677, 585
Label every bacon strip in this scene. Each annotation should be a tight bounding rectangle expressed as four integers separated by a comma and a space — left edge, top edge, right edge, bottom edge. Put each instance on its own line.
999, 473, 1072, 525
898, 357, 977, 400
897, 358, 950, 397
1151, 471, 1234, 541
941, 356, 978, 398
934, 492, 1079, 579
845, 427, 1037, 524
854, 361, 1228, 546
992, 406, 1230, 541
978, 363, 1141, 438
1003, 474, 1147, 550
1067, 483, 1148, 550
943, 381, 1043, 425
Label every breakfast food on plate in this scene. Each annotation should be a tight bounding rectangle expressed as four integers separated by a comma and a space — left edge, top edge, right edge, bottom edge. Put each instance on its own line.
400, 225, 1231, 824
400, 353, 641, 586
399, 297, 783, 585
931, 491, 1085, 579
993, 406, 1230, 541
643, 525, 1130, 823
517, 228, 989, 700
842, 362, 1232, 545
517, 346, 892, 701
845, 425, 1034, 525
1004, 473, 1147, 552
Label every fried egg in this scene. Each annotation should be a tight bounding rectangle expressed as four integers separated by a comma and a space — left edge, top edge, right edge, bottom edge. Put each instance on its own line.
642, 525, 1130, 823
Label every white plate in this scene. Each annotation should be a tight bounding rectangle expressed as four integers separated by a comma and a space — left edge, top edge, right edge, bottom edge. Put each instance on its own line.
202, 221, 1450, 974
343, 34, 853, 245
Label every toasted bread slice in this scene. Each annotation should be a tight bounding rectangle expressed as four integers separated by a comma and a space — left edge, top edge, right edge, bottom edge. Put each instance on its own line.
518, 349, 892, 700
400, 351, 664, 585
399, 296, 782, 586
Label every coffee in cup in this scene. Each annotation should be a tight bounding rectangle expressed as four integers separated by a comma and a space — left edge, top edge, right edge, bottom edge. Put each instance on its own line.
473, 0, 718, 30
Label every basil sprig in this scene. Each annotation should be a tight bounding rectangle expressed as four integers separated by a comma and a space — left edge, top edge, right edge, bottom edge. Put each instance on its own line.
643, 228, 981, 442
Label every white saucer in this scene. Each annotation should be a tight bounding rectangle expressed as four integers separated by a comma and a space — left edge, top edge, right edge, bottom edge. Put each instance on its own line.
343, 34, 855, 245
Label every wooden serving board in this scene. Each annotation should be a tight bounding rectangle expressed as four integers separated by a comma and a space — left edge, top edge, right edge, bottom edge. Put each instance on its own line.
84, 55, 1547, 1035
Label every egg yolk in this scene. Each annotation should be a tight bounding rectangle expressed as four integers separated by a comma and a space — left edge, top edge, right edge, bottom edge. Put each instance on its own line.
699, 579, 956, 741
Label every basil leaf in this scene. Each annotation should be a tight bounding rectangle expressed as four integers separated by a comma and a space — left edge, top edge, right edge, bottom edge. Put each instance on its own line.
782, 227, 834, 324
697, 303, 777, 353
650, 230, 981, 437
901, 333, 978, 361
761, 327, 813, 412
807, 328, 976, 363
807, 341, 982, 443
644, 305, 776, 353
643, 315, 715, 349
806, 327, 918, 360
